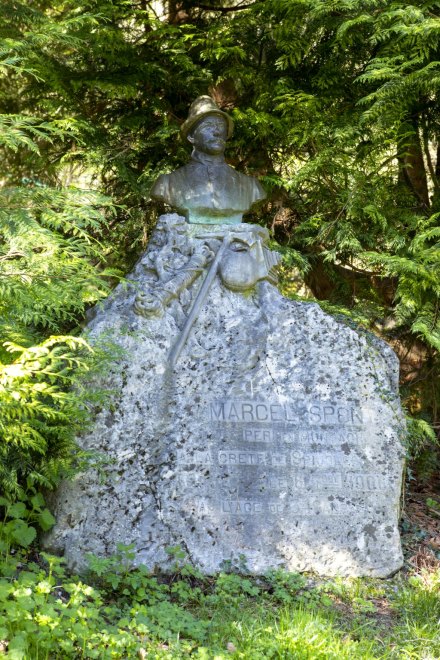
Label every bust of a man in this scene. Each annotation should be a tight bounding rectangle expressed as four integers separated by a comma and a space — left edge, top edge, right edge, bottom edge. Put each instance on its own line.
151, 96, 266, 224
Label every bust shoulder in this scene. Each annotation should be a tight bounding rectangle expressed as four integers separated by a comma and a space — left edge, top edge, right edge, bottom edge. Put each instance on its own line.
234, 168, 266, 204
150, 173, 170, 203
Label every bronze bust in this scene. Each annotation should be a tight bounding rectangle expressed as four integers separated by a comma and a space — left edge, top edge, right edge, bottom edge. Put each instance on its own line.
151, 96, 266, 224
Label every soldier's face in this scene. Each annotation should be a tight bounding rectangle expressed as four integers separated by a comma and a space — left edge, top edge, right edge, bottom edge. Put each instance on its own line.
188, 115, 228, 155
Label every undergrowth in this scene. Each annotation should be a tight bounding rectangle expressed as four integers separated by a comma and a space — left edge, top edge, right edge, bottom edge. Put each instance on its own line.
0, 538, 439, 659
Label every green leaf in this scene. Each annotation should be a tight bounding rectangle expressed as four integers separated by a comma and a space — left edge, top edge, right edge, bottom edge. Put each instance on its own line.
37, 509, 56, 532
7, 633, 28, 660
30, 493, 45, 510
11, 521, 36, 547
7, 503, 27, 519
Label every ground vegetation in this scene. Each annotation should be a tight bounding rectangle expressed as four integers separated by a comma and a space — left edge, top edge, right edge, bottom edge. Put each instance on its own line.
0, 1, 439, 656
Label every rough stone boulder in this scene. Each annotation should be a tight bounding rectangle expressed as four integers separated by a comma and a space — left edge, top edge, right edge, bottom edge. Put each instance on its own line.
44, 215, 405, 577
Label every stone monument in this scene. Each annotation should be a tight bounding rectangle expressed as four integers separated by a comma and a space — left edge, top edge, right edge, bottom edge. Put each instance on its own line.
44, 97, 405, 577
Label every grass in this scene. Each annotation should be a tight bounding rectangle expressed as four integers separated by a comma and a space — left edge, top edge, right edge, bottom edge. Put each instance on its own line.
0, 492, 439, 659
0, 548, 439, 659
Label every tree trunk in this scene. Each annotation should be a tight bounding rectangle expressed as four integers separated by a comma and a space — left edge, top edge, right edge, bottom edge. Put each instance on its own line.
167, 0, 189, 22
431, 142, 440, 211
397, 115, 429, 208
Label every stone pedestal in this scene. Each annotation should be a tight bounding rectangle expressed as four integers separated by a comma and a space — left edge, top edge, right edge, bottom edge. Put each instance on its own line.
44, 215, 405, 577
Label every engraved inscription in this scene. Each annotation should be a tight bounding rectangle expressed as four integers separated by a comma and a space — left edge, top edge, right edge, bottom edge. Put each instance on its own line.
175, 449, 389, 492
218, 450, 287, 466
242, 428, 280, 442
175, 398, 394, 528
209, 399, 363, 425
176, 449, 214, 465
345, 473, 389, 491
222, 500, 264, 514
290, 450, 364, 469
259, 472, 388, 492
190, 496, 370, 517
241, 427, 362, 445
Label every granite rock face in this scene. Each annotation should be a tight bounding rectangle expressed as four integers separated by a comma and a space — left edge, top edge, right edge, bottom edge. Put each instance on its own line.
44, 214, 405, 577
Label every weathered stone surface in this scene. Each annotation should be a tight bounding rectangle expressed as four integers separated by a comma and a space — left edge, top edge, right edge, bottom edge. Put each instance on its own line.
44, 215, 405, 577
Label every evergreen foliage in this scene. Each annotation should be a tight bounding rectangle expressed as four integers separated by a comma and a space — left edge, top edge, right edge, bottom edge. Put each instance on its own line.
0, 0, 439, 493
0, 21, 117, 497
180, 0, 440, 472
0, 3, 439, 655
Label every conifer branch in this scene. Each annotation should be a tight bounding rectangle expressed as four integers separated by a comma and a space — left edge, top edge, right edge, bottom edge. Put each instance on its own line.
191, 1, 257, 12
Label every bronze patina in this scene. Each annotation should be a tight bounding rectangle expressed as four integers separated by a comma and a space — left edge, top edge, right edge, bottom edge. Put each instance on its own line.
151, 96, 266, 224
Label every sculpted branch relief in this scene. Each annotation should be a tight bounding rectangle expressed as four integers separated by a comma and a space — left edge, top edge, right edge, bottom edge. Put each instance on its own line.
134, 96, 281, 365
